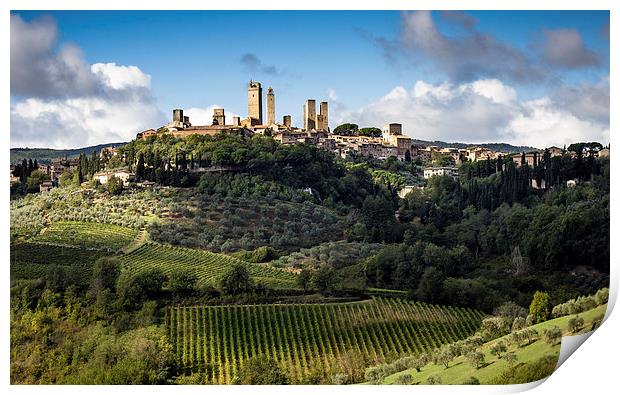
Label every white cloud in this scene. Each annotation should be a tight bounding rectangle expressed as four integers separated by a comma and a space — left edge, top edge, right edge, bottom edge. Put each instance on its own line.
91, 63, 151, 90
467, 79, 517, 104
335, 78, 609, 148
11, 96, 164, 148
10, 14, 166, 148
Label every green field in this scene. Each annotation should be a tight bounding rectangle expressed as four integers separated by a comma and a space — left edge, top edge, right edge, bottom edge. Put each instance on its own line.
10, 242, 105, 283
119, 242, 298, 289
165, 298, 484, 384
35, 221, 138, 252
11, 221, 138, 284
380, 304, 608, 385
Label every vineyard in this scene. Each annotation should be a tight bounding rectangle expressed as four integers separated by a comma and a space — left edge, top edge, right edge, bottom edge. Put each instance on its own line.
10, 242, 105, 283
119, 242, 298, 289
165, 298, 485, 384
11, 221, 138, 284
34, 221, 138, 252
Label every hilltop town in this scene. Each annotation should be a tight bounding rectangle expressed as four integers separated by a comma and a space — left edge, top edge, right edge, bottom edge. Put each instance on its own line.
10, 79, 610, 195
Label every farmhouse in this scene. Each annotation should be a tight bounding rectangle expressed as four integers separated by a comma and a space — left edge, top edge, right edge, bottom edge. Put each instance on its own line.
94, 169, 135, 186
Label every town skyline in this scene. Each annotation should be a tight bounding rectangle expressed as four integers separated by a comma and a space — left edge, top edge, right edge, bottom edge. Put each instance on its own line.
10, 10, 610, 149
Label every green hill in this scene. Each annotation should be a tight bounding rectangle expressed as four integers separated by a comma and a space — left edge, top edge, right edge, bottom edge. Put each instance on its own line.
10, 142, 126, 164
379, 304, 607, 385
166, 298, 484, 384
119, 242, 298, 290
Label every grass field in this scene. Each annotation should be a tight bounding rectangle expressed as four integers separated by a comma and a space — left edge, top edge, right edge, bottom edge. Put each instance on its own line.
380, 304, 608, 385
119, 242, 298, 289
166, 298, 484, 384
34, 221, 138, 252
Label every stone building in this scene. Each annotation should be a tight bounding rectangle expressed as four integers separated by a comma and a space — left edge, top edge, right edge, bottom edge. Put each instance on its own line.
213, 108, 225, 125
283, 115, 292, 128
267, 87, 276, 125
248, 80, 263, 125
423, 167, 458, 179
94, 169, 135, 186
316, 101, 329, 131
304, 99, 316, 131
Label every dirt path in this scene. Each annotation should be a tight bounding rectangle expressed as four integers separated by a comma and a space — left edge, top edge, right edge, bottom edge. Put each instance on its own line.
121, 229, 147, 254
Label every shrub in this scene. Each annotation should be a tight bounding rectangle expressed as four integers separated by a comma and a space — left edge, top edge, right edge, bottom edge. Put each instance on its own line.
591, 314, 604, 331
218, 264, 254, 295
595, 288, 609, 305
543, 326, 562, 345
166, 269, 198, 297
568, 315, 585, 334
434, 346, 455, 368
529, 291, 551, 324
512, 316, 526, 332
490, 341, 508, 358
364, 367, 386, 384
426, 375, 442, 385
233, 357, 289, 384
463, 376, 480, 385
331, 373, 348, 385
493, 301, 528, 320
394, 373, 412, 385
504, 352, 517, 367
465, 351, 485, 369
478, 316, 511, 341
525, 314, 535, 326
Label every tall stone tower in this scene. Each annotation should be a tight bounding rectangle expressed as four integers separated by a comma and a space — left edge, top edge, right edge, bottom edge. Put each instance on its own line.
304, 99, 316, 131
248, 80, 263, 125
213, 108, 225, 125
173, 109, 184, 123
266, 87, 275, 126
317, 101, 329, 131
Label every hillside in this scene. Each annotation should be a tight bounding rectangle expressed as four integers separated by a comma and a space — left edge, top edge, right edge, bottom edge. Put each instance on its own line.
10, 142, 127, 164
378, 304, 607, 385
120, 242, 297, 289
166, 298, 484, 384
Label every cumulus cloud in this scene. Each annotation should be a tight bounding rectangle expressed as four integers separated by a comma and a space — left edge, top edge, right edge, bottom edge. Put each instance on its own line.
539, 29, 600, 68
240, 53, 281, 75
11, 14, 97, 98
184, 106, 239, 126
10, 14, 166, 148
335, 78, 609, 148
398, 11, 544, 83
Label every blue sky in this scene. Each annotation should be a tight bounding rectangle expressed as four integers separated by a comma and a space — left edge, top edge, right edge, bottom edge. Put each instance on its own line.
10, 10, 610, 148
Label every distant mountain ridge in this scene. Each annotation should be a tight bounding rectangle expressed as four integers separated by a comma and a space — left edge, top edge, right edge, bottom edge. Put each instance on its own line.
10, 142, 127, 165
410, 139, 538, 153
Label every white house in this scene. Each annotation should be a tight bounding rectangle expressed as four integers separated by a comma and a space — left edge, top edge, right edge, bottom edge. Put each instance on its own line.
94, 169, 135, 186
423, 167, 458, 179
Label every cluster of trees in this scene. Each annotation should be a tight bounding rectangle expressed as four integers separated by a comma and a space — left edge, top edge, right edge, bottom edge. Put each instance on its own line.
11, 158, 49, 195
332, 123, 382, 137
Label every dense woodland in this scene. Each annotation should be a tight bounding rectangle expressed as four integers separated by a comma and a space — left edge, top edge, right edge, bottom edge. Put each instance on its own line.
10, 132, 610, 384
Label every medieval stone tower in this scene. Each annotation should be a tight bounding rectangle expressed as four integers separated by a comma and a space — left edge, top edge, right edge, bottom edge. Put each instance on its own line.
304, 99, 316, 130
173, 109, 184, 123
213, 108, 225, 125
267, 87, 275, 125
317, 101, 329, 131
248, 80, 263, 125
